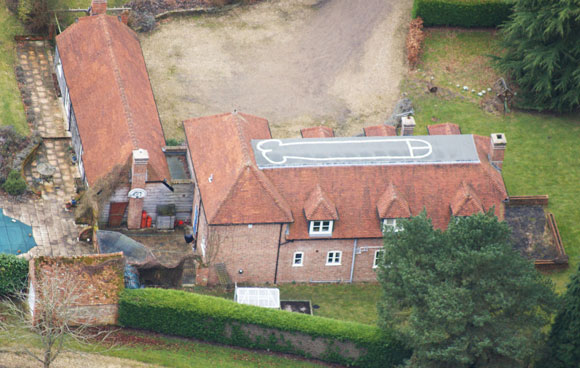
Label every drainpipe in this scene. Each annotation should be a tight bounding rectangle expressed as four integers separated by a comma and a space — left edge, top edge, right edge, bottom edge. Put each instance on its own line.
273, 224, 284, 284
349, 239, 358, 283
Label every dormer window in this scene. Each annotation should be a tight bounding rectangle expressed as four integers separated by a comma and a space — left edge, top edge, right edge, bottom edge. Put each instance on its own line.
382, 218, 402, 232
309, 220, 333, 236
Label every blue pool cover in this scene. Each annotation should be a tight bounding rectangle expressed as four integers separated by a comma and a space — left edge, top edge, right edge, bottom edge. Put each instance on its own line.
0, 208, 37, 255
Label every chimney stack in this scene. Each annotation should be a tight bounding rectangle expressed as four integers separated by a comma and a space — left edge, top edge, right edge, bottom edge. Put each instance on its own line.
90, 0, 107, 16
490, 133, 507, 169
127, 149, 148, 229
401, 116, 416, 136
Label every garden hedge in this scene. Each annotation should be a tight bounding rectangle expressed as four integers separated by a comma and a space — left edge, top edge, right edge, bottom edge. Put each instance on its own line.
412, 0, 514, 28
119, 289, 410, 367
0, 254, 28, 296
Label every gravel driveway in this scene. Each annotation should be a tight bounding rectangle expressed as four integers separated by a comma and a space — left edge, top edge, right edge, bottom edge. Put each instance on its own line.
141, 0, 411, 139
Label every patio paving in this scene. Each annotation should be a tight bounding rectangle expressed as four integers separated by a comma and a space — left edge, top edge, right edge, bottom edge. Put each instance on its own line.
0, 40, 92, 258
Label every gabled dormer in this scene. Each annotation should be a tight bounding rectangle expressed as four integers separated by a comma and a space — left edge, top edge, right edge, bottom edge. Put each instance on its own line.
450, 182, 484, 217
304, 185, 338, 237
377, 183, 411, 232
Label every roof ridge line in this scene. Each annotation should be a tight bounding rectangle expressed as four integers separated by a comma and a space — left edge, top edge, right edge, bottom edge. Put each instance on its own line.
232, 113, 253, 165
209, 163, 247, 223
100, 16, 138, 149
247, 165, 293, 220
315, 185, 336, 215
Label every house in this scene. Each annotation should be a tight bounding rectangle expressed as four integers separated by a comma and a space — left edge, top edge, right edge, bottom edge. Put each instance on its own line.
28, 253, 125, 325
183, 113, 509, 285
54, 1, 193, 228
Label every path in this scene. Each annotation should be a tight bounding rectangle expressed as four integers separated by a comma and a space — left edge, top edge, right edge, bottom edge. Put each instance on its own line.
0, 41, 91, 258
141, 0, 412, 139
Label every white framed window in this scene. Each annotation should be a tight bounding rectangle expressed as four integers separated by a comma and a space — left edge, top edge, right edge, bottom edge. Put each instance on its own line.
326, 251, 342, 266
382, 218, 402, 232
293, 252, 304, 267
309, 220, 333, 236
373, 250, 384, 268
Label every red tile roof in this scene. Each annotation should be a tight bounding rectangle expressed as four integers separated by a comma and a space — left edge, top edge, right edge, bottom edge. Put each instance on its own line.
301, 126, 334, 138
56, 15, 169, 185
184, 114, 508, 239
184, 113, 293, 224
428, 123, 461, 135
304, 185, 339, 220
377, 183, 411, 219
364, 125, 397, 137
450, 182, 485, 216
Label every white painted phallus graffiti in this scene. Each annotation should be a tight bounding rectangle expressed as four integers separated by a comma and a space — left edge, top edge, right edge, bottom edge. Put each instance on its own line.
256, 138, 433, 165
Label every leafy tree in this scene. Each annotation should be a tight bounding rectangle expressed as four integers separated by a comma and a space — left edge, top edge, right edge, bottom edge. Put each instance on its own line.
537, 263, 580, 368
377, 211, 557, 368
496, 0, 580, 112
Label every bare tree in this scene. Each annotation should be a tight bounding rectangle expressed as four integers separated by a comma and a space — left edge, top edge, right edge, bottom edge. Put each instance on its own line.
0, 270, 114, 368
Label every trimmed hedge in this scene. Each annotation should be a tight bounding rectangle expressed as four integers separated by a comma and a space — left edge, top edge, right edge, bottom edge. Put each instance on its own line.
412, 0, 514, 28
0, 254, 28, 296
119, 289, 410, 367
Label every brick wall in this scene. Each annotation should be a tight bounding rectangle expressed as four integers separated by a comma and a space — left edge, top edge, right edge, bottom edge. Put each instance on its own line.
206, 224, 281, 285
352, 238, 383, 281
277, 239, 355, 283
28, 253, 124, 326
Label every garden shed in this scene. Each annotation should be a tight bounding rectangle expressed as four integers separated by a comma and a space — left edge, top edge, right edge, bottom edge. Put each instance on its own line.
234, 286, 280, 309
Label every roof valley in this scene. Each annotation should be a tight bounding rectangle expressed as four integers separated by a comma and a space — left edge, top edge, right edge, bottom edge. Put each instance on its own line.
99, 16, 139, 149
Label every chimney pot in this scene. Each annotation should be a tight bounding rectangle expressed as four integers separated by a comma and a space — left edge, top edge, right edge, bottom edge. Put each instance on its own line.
401, 116, 416, 136
490, 133, 507, 169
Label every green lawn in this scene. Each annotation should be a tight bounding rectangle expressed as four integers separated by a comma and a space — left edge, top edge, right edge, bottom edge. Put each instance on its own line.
0, 326, 325, 367
0, 1, 27, 135
100, 331, 324, 368
410, 28, 580, 291
188, 282, 383, 325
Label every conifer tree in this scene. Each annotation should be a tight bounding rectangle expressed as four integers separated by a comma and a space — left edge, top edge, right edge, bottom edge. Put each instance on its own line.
377, 212, 557, 367
537, 264, 580, 368
497, 0, 580, 112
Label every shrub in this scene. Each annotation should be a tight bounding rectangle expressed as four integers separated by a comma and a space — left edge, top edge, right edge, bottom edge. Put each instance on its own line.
412, 0, 514, 28
0, 254, 28, 296
2, 170, 27, 196
165, 138, 182, 146
406, 17, 425, 69
119, 288, 410, 367
128, 11, 156, 33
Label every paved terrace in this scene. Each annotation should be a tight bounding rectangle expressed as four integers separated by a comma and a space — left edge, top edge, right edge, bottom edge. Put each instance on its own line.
0, 40, 91, 257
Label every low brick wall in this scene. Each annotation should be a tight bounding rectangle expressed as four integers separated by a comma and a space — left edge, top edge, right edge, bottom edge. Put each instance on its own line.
507, 195, 549, 207
225, 322, 363, 361
536, 213, 569, 270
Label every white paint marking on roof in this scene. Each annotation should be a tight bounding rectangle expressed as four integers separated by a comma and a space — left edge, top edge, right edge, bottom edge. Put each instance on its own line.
256, 138, 433, 165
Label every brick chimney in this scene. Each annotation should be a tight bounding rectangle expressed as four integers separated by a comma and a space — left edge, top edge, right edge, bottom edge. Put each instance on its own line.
490, 133, 507, 169
90, 0, 107, 15
401, 116, 416, 136
127, 149, 148, 229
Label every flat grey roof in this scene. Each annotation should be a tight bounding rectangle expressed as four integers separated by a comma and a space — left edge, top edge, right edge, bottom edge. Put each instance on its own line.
252, 134, 480, 169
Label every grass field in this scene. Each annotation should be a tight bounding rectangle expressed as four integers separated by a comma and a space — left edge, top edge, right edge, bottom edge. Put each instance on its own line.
102, 330, 325, 368
0, 326, 326, 367
0, 2, 27, 135
189, 282, 383, 325
409, 28, 580, 291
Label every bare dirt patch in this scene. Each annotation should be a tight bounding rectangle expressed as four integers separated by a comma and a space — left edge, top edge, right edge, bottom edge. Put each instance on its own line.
141, 0, 412, 139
